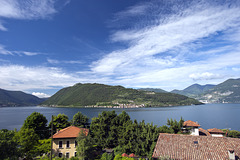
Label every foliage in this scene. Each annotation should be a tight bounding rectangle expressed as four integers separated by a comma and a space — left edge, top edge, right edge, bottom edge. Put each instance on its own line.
71, 112, 89, 128
42, 83, 202, 107
76, 130, 93, 160
0, 129, 19, 160
48, 113, 70, 134
89, 111, 172, 159
22, 112, 49, 139
222, 129, 240, 138
35, 139, 51, 156
15, 128, 40, 159
167, 117, 184, 134
113, 154, 134, 160
101, 152, 114, 160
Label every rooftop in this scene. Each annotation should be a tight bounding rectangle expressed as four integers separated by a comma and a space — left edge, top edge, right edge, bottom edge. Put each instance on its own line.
208, 128, 225, 134
52, 126, 89, 139
152, 133, 240, 159
183, 120, 200, 127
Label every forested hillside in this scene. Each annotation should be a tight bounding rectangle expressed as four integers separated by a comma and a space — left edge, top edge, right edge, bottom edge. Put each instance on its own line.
42, 83, 202, 107
0, 88, 44, 107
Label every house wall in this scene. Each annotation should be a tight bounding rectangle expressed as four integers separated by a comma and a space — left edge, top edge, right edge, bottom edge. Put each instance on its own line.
211, 134, 224, 137
190, 128, 199, 136
53, 138, 77, 158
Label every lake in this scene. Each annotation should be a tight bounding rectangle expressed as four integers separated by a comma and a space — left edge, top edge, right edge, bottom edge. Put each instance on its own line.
0, 103, 240, 131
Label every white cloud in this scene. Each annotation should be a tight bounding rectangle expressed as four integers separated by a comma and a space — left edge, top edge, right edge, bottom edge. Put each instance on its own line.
0, 44, 40, 56
0, 65, 81, 91
47, 58, 83, 64
92, 3, 240, 75
189, 72, 222, 81
0, 0, 57, 30
32, 92, 50, 98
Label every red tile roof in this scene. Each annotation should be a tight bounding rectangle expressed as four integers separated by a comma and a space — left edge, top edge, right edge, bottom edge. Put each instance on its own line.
207, 128, 225, 134
152, 133, 240, 159
183, 120, 200, 127
122, 153, 128, 157
53, 126, 89, 139
129, 153, 137, 157
199, 128, 211, 136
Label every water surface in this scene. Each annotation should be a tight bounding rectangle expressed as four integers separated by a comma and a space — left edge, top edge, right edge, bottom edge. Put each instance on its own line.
0, 103, 239, 131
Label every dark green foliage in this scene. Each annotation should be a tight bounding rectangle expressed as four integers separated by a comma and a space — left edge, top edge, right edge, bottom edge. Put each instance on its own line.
15, 128, 40, 159
71, 112, 89, 128
22, 112, 49, 139
0, 129, 19, 160
42, 83, 202, 107
167, 117, 184, 134
48, 113, 70, 134
138, 88, 167, 93
222, 129, 240, 138
101, 152, 114, 160
0, 88, 44, 107
89, 111, 174, 159
35, 139, 51, 156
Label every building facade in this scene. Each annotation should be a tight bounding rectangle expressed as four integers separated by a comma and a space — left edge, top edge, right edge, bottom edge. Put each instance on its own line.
52, 126, 89, 158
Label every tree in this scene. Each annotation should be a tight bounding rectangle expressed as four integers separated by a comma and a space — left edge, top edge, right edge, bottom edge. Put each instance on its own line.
15, 128, 40, 159
167, 117, 184, 134
0, 129, 19, 159
71, 112, 89, 128
48, 113, 70, 134
22, 112, 48, 139
76, 130, 93, 160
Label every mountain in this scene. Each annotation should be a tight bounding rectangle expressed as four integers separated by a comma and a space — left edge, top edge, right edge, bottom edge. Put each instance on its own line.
41, 83, 202, 107
171, 84, 216, 98
197, 78, 240, 103
138, 88, 167, 93
0, 88, 45, 107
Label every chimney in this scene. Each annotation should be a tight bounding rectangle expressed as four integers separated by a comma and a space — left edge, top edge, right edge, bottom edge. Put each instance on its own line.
228, 149, 235, 160
56, 129, 59, 133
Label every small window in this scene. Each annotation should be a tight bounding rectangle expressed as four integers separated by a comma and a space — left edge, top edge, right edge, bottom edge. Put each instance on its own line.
58, 153, 62, 158
66, 140, 70, 148
75, 140, 78, 147
59, 141, 63, 148
75, 151, 77, 157
66, 152, 69, 158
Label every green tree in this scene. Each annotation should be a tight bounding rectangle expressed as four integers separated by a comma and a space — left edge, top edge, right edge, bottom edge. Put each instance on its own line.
48, 113, 70, 134
76, 130, 90, 160
71, 112, 89, 128
22, 112, 48, 139
167, 117, 184, 134
15, 128, 40, 159
101, 152, 113, 160
34, 139, 51, 156
0, 129, 19, 160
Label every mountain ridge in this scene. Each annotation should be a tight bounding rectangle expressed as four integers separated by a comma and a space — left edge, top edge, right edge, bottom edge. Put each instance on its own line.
0, 88, 45, 107
41, 83, 201, 107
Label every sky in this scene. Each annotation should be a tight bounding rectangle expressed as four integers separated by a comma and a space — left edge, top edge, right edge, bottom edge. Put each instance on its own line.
0, 0, 240, 98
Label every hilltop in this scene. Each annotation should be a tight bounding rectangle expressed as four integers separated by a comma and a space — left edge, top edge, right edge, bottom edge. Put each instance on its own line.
41, 83, 201, 107
0, 88, 44, 107
171, 84, 216, 98
197, 78, 240, 103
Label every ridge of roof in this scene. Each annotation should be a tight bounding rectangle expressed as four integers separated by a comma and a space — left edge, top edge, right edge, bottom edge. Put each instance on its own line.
53, 126, 88, 139
207, 128, 225, 134
183, 120, 200, 127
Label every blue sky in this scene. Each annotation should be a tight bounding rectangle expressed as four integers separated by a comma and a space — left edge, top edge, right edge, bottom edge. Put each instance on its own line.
0, 0, 240, 98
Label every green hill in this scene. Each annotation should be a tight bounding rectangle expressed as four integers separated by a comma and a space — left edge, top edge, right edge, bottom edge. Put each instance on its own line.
41, 83, 202, 107
0, 88, 44, 107
171, 84, 215, 98
198, 78, 240, 103
138, 88, 167, 93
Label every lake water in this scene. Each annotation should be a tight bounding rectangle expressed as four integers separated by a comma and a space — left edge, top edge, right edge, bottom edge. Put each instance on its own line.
0, 103, 240, 131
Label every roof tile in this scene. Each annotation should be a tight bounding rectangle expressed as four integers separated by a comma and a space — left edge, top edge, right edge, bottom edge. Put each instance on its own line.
53, 126, 89, 139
